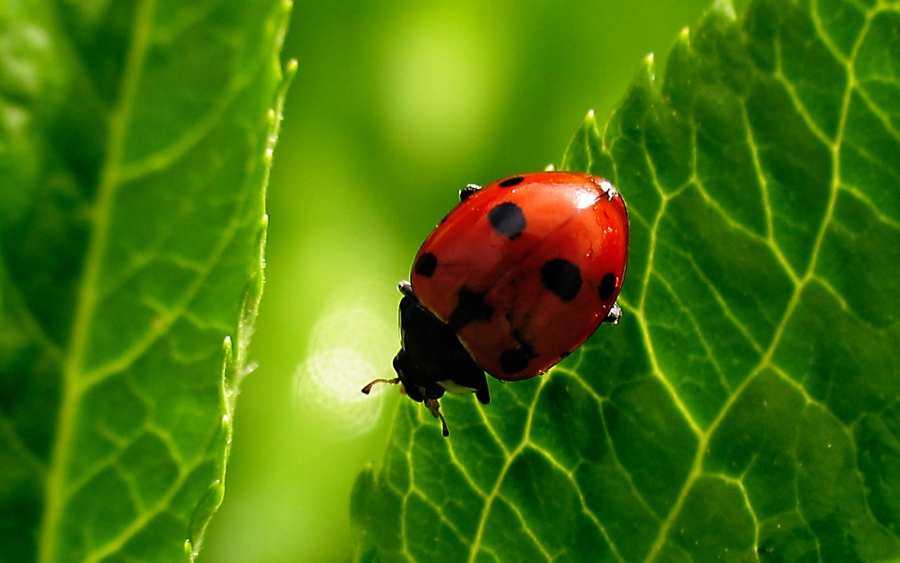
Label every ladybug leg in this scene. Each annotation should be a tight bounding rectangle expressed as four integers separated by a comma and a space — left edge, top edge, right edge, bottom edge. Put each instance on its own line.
459, 184, 481, 201
398, 280, 418, 302
424, 398, 450, 437
361, 377, 401, 394
604, 302, 623, 324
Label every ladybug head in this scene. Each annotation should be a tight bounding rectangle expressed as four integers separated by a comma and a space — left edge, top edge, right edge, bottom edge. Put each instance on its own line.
391, 351, 447, 403
357, 352, 450, 436
361, 286, 490, 437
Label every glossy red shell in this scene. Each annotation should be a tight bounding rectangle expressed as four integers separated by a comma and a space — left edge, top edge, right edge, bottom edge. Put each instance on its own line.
410, 171, 629, 381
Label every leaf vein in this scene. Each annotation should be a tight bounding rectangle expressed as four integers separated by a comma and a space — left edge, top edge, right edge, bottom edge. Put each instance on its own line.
39, 0, 158, 559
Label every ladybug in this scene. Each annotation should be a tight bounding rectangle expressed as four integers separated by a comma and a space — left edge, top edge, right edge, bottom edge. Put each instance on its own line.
363, 172, 629, 436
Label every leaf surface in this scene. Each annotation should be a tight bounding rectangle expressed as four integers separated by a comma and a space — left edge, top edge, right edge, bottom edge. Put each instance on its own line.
0, 0, 291, 560
352, 0, 900, 561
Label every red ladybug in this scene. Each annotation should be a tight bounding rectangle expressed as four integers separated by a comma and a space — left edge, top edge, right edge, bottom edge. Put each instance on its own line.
363, 172, 629, 436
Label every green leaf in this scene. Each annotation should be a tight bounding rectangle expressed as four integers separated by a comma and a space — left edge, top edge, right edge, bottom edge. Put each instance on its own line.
351, 0, 900, 560
0, 0, 292, 561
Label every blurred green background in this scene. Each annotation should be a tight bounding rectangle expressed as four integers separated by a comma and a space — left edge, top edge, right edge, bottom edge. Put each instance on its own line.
201, 0, 713, 561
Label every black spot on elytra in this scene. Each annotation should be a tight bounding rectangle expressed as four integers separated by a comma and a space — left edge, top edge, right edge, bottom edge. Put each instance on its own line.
598, 273, 617, 301
414, 252, 438, 277
448, 287, 493, 331
488, 202, 526, 239
498, 176, 525, 188
499, 343, 537, 374
540, 258, 582, 302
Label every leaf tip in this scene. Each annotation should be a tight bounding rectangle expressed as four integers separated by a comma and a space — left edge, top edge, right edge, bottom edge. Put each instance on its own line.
712, 0, 737, 20
643, 52, 657, 73
560, 108, 604, 172
284, 58, 299, 78
265, 60, 297, 158
670, 27, 693, 70
637, 52, 660, 91
187, 477, 227, 561
221, 336, 235, 375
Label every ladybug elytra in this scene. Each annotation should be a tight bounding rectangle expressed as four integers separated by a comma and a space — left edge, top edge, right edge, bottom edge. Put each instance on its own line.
363, 172, 629, 436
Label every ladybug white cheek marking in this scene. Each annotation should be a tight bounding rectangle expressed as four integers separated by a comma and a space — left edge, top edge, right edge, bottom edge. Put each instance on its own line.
438, 379, 478, 395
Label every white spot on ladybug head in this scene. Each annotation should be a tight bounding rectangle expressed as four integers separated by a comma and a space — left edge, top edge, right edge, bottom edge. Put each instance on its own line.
437, 379, 478, 395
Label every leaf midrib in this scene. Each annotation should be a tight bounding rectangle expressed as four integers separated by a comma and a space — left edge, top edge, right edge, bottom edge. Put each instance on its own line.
37, 0, 157, 560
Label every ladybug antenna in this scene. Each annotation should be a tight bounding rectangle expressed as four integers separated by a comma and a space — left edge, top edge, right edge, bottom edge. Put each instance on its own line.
361, 377, 401, 395
425, 398, 450, 437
